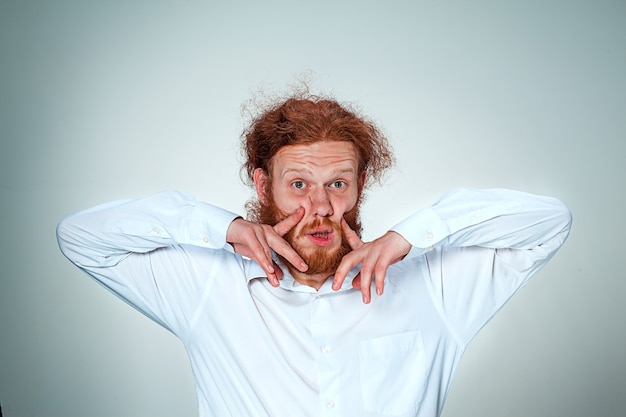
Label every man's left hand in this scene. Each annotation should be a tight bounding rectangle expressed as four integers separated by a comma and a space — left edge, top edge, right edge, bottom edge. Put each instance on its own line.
332, 219, 412, 304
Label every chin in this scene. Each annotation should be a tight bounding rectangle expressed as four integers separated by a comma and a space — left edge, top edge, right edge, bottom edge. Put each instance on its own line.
294, 241, 349, 276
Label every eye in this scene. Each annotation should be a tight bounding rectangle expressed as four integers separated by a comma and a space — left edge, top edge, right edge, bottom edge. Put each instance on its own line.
292, 180, 306, 189
331, 180, 346, 189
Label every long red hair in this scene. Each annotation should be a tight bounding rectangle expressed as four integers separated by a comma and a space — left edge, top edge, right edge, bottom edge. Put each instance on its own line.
241, 95, 394, 189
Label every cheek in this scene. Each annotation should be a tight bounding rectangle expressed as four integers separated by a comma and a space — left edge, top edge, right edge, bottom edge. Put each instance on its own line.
339, 190, 359, 209
272, 189, 304, 214
330, 193, 359, 219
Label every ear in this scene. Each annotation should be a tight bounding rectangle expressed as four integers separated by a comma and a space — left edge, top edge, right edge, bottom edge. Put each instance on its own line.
253, 168, 270, 205
359, 171, 367, 190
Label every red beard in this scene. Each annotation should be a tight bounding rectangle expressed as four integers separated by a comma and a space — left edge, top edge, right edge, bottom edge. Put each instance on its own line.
248, 190, 362, 277
284, 217, 351, 276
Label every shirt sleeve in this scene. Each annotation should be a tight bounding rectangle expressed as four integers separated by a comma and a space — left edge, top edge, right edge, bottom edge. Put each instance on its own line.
56, 190, 241, 336
390, 188, 572, 346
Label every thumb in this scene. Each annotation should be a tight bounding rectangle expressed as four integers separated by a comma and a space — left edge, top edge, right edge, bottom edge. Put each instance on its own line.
341, 218, 363, 250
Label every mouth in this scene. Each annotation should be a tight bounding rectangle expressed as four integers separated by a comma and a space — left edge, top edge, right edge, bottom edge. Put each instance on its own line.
306, 228, 334, 247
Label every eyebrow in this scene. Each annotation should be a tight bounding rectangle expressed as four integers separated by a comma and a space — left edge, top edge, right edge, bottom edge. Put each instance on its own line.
280, 166, 356, 179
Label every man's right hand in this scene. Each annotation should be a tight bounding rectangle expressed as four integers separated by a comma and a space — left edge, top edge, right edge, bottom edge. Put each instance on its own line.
226, 208, 308, 286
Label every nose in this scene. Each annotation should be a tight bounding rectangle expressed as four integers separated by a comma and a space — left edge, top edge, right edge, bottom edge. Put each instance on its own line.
309, 188, 333, 217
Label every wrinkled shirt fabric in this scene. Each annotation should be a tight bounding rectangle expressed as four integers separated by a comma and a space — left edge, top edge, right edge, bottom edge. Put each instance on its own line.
57, 188, 572, 417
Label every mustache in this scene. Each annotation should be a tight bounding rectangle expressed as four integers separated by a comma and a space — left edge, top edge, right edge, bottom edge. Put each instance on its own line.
297, 217, 341, 238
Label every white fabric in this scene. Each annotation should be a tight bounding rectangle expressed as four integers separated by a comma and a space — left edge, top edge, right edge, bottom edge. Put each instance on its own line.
57, 188, 572, 417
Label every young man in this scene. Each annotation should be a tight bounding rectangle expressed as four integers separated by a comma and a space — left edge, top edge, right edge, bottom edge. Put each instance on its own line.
57, 95, 572, 417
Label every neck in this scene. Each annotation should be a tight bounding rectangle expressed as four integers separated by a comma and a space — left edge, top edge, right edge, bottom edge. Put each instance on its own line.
285, 264, 333, 290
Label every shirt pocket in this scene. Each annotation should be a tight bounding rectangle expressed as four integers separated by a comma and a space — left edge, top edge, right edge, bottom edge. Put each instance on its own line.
358, 330, 428, 416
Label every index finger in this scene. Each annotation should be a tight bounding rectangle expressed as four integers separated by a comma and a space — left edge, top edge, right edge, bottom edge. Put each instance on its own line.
273, 207, 305, 236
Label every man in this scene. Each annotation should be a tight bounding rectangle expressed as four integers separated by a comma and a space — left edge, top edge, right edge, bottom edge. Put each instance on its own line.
57, 94, 572, 417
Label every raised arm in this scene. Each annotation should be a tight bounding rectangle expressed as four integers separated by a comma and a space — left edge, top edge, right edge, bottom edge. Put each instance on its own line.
58, 190, 307, 284
57, 190, 238, 268
333, 188, 572, 304
391, 188, 571, 254
57, 190, 309, 332
56, 190, 245, 332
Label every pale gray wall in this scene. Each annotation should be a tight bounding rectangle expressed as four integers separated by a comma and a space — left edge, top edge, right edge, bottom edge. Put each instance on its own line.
1, 1, 624, 416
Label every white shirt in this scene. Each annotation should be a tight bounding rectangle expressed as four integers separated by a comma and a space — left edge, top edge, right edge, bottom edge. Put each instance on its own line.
57, 188, 572, 417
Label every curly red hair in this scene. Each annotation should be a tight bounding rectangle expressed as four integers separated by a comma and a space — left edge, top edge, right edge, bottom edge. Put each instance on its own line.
241, 95, 394, 189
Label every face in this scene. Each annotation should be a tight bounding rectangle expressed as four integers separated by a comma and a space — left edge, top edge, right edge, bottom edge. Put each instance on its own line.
254, 141, 363, 276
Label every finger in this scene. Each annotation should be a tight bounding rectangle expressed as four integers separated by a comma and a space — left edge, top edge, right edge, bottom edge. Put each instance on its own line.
258, 260, 278, 283
341, 218, 363, 250
332, 251, 360, 290
374, 262, 388, 296
360, 262, 373, 304
266, 233, 308, 272
273, 207, 305, 236
272, 261, 284, 281
261, 258, 280, 286
249, 230, 280, 285
261, 263, 279, 286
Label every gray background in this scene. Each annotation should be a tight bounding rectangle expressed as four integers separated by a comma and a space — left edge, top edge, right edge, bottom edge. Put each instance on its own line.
1, 1, 624, 416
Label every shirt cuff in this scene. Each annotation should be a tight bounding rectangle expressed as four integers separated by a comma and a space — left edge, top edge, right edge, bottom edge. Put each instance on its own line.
186, 201, 241, 249
390, 207, 450, 253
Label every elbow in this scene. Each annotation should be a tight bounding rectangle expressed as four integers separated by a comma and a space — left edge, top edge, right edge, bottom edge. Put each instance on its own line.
555, 198, 573, 235
547, 198, 573, 249
56, 216, 75, 260
56, 214, 90, 267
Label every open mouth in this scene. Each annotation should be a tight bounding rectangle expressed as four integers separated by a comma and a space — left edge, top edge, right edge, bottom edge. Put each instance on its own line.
306, 228, 334, 246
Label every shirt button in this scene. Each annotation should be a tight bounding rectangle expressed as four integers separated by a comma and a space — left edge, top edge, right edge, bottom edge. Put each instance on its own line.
326, 400, 335, 409
426, 231, 433, 240
203, 236, 209, 244
321, 345, 331, 353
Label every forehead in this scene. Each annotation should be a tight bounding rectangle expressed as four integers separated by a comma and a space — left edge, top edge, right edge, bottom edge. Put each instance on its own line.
271, 141, 359, 177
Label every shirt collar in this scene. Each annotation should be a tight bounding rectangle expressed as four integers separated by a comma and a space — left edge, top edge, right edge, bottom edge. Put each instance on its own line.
244, 255, 359, 294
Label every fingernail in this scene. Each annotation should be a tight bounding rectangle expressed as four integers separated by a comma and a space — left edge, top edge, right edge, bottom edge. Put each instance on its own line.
376, 287, 383, 296
363, 294, 370, 304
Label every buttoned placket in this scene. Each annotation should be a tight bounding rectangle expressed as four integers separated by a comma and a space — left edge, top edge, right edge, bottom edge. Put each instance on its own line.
268, 257, 360, 415
310, 292, 342, 416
